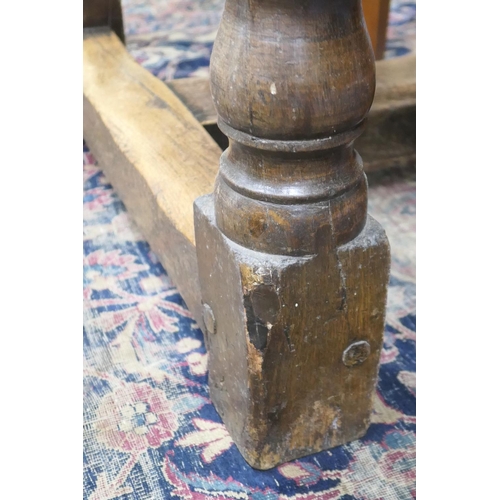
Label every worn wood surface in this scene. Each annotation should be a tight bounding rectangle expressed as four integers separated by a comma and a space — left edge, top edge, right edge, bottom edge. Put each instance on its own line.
357, 53, 416, 170
83, 30, 221, 329
83, 1, 396, 470
83, 0, 125, 43
195, 0, 390, 469
167, 53, 416, 172
196, 201, 390, 469
362, 0, 391, 60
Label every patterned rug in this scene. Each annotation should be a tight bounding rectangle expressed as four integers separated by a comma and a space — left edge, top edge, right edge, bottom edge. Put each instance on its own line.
83, 2, 416, 499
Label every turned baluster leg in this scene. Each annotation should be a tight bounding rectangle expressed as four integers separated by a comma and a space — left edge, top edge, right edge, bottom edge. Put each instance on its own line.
194, 0, 390, 469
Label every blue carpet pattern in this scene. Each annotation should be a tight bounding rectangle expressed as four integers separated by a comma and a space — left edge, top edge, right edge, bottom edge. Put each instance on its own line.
84, 2, 416, 498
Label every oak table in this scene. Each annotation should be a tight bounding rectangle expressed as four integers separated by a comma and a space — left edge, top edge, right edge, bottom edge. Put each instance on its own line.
83, 0, 415, 470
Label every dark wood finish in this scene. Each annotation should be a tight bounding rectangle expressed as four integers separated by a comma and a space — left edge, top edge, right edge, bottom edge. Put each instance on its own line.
357, 53, 416, 170
167, 54, 416, 172
83, 0, 397, 470
362, 0, 391, 60
83, 0, 125, 43
195, 0, 390, 469
83, 30, 221, 330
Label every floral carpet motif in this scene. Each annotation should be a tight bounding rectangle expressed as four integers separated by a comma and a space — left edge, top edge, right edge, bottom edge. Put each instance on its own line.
123, 0, 416, 80
84, 1, 416, 499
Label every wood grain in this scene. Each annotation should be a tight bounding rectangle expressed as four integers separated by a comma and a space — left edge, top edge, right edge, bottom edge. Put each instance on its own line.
83, 6, 396, 469
196, 200, 390, 469
83, 30, 221, 329
195, 0, 391, 469
357, 53, 416, 170
166, 78, 216, 126
167, 54, 416, 172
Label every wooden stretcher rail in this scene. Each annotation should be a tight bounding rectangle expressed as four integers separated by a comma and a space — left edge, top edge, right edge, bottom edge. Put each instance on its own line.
83, 1, 414, 466
83, 29, 221, 328
83, 31, 415, 330
83, 29, 415, 330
